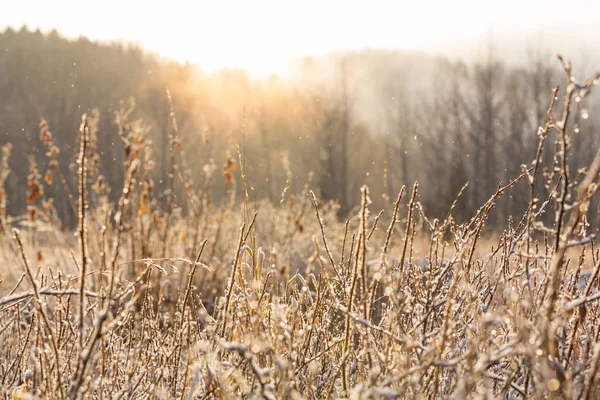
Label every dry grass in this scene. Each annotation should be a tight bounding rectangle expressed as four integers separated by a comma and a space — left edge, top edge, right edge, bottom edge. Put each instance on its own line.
1, 58, 600, 399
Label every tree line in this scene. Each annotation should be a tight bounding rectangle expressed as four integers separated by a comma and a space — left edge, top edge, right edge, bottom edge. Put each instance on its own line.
1, 26, 598, 228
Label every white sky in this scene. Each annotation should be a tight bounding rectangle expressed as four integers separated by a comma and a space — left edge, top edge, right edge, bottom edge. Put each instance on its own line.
1, 0, 599, 75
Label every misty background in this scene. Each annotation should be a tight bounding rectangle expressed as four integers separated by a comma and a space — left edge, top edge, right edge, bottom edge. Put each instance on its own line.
1, 1, 599, 228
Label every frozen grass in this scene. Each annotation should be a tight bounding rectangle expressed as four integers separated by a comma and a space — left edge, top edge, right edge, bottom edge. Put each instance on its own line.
1, 58, 600, 399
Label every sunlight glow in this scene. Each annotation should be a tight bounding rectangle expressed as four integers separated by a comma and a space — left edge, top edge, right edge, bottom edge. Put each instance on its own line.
1, 0, 599, 76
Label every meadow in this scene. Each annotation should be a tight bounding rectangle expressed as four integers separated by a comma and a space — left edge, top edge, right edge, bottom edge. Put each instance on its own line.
1, 57, 600, 399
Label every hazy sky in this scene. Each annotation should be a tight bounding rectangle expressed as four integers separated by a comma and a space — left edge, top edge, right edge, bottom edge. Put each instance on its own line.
2, 0, 599, 75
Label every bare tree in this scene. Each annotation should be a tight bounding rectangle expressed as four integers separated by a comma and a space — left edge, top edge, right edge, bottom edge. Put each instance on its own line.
467, 44, 504, 215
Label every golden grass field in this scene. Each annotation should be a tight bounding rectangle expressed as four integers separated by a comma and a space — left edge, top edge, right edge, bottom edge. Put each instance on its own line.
1, 59, 600, 399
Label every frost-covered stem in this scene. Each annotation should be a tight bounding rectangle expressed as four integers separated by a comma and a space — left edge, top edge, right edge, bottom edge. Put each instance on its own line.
359, 185, 373, 372
398, 182, 418, 275
172, 240, 208, 391
339, 218, 350, 274
0, 288, 101, 307
553, 82, 575, 253
301, 275, 323, 363
220, 223, 246, 339
526, 86, 558, 253
376, 185, 406, 294
360, 186, 370, 319
342, 231, 362, 393
78, 114, 89, 358
108, 159, 139, 302
309, 190, 342, 280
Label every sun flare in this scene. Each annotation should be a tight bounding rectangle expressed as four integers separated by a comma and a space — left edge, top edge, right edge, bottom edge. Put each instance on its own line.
2, 0, 598, 75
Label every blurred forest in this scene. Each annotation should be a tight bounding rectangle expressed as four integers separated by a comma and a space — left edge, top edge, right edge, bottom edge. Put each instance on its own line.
1, 26, 599, 228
